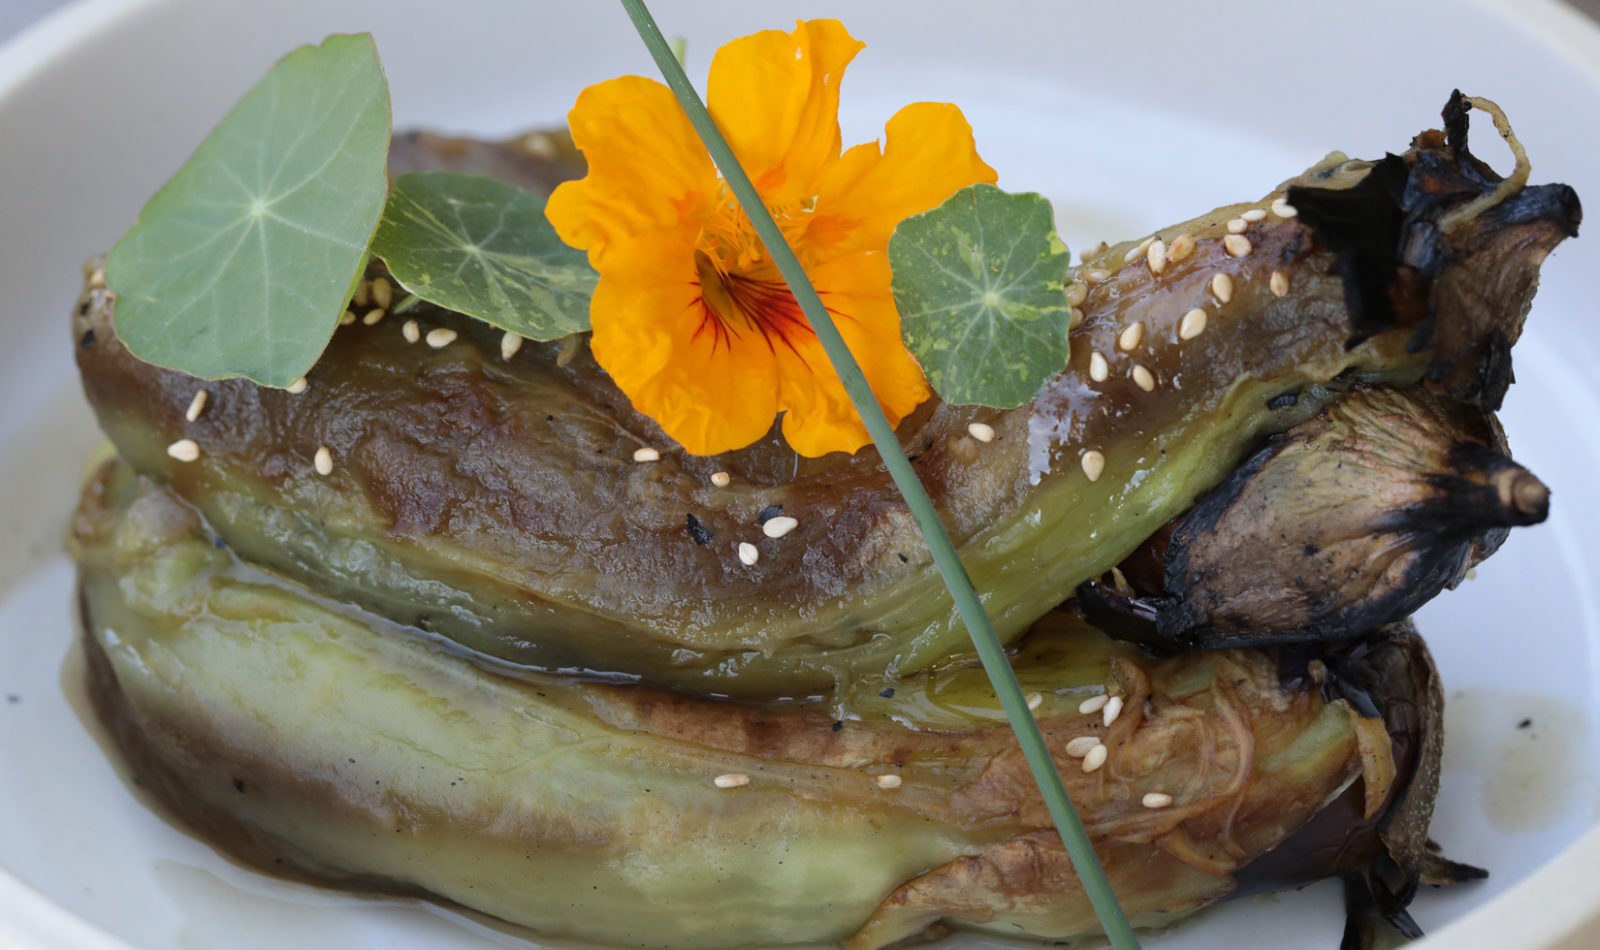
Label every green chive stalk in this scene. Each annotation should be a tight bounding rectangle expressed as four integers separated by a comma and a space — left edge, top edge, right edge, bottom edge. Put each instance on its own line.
616, 2, 1141, 946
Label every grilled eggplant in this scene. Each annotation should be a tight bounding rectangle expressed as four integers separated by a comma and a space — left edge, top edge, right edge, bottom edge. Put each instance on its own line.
72, 460, 1459, 949
71, 97, 1577, 695
1079, 386, 1550, 650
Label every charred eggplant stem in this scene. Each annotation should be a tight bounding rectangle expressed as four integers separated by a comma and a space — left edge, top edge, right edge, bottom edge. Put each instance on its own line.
1289, 90, 1580, 409
1078, 387, 1549, 651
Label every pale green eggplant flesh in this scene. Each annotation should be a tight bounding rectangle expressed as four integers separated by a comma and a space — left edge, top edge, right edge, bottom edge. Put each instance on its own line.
73, 461, 1443, 949
71, 101, 1577, 696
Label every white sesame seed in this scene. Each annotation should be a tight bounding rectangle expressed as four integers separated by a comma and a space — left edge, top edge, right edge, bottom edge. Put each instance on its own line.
1211, 272, 1234, 304
710, 471, 732, 488
1166, 233, 1195, 263
1081, 450, 1105, 483
633, 447, 661, 463
313, 446, 333, 476
362, 308, 386, 326
1179, 307, 1208, 340
1241, 208, 1268, 223
1078, 694, 1109, 715
1088, 351, 1109, 382
1026, 691, 1043, 711
1065, 736, 1102, 758
1065, 282, 1088, 307
1223, 234, 1253, 258
1103, 695, 1125, 727
713, 773, 750, 788
184, 390, 209, 422
1271, 197, 1298, 218
875, 773, 903, 789
370, 277, 392, 309
425, 328, 458, 349
1068, 307, 1085, 331
1131, 365, 1155, 392
1142, 792, 1174, 809
737, 541, 760, 566
1082, 743, 1109, 772
1085, 268, 1110, 283
967, 422, 996, 443
1117, 321, 1144, 352
1226, 217, 1249, 234
402, 320, 420, 344
166, 439, 200, 463
501, 332, 523, 361
352, 280, 369, 308
1145, 239, 1167, 275
1125, 236, 1155, 264
763, 515, 799, 539
287, 376, 309, 395
1270, 270, 1290, 297
339, 310, 356, 326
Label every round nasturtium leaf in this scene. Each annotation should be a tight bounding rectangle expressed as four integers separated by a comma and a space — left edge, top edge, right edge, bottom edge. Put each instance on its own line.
105, 33, 392, 388
890, 183, 1073, 408
372, 171, 597, 341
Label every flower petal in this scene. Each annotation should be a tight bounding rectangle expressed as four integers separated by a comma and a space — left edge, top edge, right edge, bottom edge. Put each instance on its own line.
547, 76, 716, 268
810, 101, 997, 259
707, 19, 863, 201
587, 231, 781, 457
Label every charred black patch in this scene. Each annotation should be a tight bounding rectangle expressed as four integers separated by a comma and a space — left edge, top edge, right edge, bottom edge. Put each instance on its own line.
685, 513, 712, 546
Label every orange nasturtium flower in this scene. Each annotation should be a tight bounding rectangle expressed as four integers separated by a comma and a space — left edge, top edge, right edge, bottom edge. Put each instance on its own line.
546, 19, 996, 457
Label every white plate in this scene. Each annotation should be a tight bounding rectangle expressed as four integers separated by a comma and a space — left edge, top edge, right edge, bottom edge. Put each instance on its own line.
2, 0, 1598, 947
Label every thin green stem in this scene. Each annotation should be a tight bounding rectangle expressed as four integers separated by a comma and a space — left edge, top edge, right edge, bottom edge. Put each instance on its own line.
615, 3, 1140, 947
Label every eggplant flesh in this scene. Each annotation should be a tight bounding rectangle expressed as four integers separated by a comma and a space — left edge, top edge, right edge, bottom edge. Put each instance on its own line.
73, 460, 1452, 949
71, 99, 1577, 696
1079, 386, 1550, 650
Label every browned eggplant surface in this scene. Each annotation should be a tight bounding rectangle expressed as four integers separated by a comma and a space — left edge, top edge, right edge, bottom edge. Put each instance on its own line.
71, 97, 1577, 696
73, 460, 1461, 949
1079, 386, 1550, 650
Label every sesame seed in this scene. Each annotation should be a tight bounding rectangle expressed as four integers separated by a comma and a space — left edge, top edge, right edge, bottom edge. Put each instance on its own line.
1065, 736, 1102, 758
339, 310, 356, 326
1078, 694, 1109, 715
1166, 233, 1195, 263
1223, 234, 1253, 257
361, 308, 386, 326
1145, 239, 1167, 275
1241, 208, 1268, 223
166, 439, 200, 463
1179, 307, 1208, 340
1226, 217, 1248, 234
425, 328, 458, 349
1081, 450, 1105, 482
1117, 321, 1144, 352
1270, 270, 1290, 297
1085, 268, 1110, 283
763, 515, 799, 539
1026, 691, 1043, 711
1271, 197, 1298, 218
370, 277, 392, 309
1103, 695, 1125, 727
1082, 743, 1108, 772
1068, 307, 1085, 331
1211, 272, 1234, 303
737, 542, 760, 566
713, 773, 750, 788
633, 447, 661, 462
875, 774, 903, 790
352, 280, 369, 307
402, 320, 420, 344
1088, 351, 1109, 382
500, 332, 523, 361
1131, 365, 1155, 392
710, 471, 732, 488
1142, 792, 1174, 809
313, 446, 333, 476
1065, 282, 1088, 307
967, 422, 995, 443
287, 376, 308, 394
1125, 236, 1155, 263
521, 132, 558, 159
184, 390, 209, 422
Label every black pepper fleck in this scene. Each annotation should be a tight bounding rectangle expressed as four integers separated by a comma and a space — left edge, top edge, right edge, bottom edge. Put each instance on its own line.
1518, 718, 1533, 729
830, 720, 844, 732
878, 688, 895, 699
756, 504, 783, 525
233, 779, 245, 793
686, 513, 713, 545
896, 553, 908, 563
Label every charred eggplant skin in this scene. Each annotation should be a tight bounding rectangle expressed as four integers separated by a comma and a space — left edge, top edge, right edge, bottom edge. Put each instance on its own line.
73, 462, 1439, 949
1079, 387, 1549, 650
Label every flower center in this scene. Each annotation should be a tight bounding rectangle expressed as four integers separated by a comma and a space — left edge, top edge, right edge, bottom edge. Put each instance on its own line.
691, 195, 816, 354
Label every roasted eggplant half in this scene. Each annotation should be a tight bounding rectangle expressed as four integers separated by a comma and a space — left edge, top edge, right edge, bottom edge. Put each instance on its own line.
70, 97, 1577, 696
72, 460, 1466, 949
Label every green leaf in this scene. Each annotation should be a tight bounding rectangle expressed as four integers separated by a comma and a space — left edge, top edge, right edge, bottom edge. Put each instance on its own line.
371, 172, 597, 341
105, 34, 392, 388
890, 183, 1073, 408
